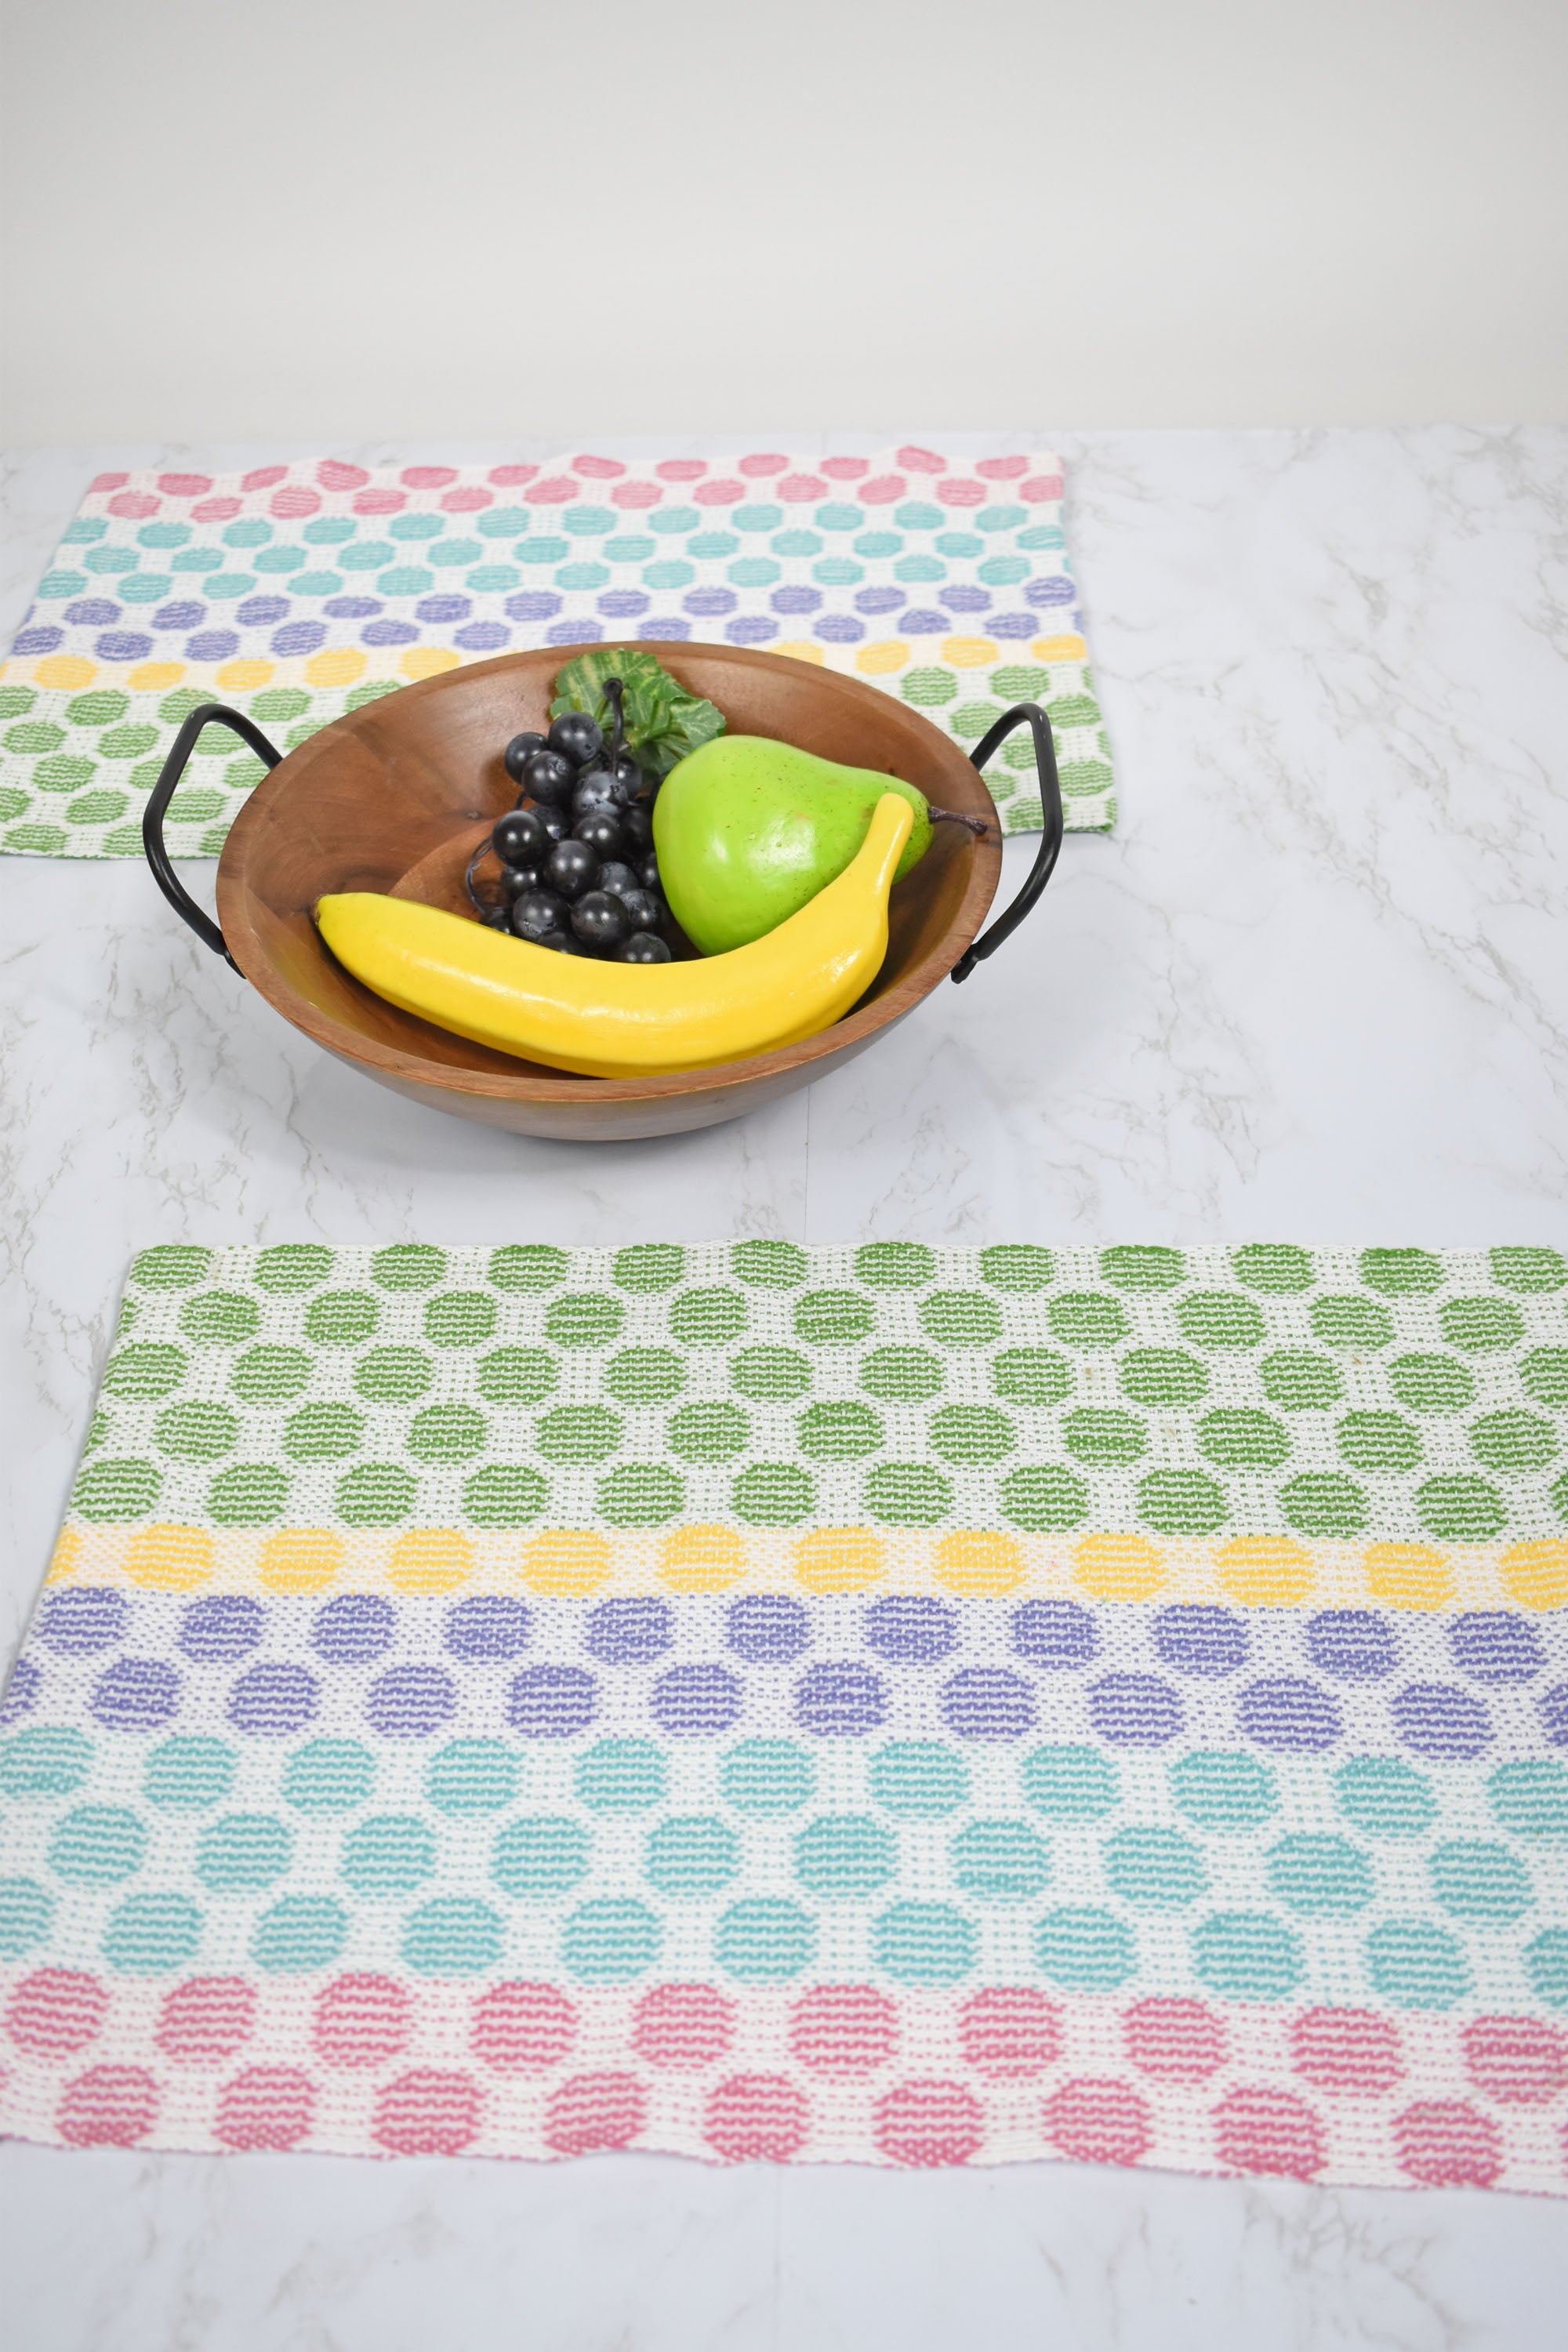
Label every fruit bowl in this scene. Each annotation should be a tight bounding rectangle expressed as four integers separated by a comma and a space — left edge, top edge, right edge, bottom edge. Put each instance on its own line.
143, 644, 1062, 1142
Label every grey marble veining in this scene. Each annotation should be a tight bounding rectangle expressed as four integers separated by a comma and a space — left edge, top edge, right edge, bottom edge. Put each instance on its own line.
2, 429, 1567, 2349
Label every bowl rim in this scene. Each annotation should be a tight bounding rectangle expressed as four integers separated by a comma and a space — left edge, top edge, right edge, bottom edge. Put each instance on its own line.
215, 641, 1002, 1106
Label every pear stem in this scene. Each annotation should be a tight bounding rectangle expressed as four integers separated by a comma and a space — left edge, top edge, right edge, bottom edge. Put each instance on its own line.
927, 806, 989, 837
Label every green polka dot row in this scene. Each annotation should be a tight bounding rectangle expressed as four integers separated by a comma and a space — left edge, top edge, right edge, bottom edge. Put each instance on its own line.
115, 1238, 1568, 1302
0, 678, 401, 858
74, 1243, 1568, 1538
899, 666, 1112, 810
0, 667, 1109, 855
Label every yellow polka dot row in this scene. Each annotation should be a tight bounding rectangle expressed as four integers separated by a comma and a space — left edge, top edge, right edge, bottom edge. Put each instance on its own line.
46, 1523, 1568, 1612
822, 634, 1088, 677
0, 646, 466, 697
0, 633, 1091, 701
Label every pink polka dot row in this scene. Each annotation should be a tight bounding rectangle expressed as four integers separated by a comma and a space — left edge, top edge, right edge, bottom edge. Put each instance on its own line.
82, 457, 1066, 528
38, 2059, 1552, 2183
11, 1973, 1564, 2183
88, 448, 1040, 498
11, 1968, 1568, 2118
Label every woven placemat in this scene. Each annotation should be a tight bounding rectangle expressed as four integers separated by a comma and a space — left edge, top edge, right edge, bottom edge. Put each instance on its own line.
0, 448, 1114, 859
2, 1241, 1565, 2180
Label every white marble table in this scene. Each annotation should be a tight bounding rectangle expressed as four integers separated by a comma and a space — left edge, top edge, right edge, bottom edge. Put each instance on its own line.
2, 429, 1566, 2350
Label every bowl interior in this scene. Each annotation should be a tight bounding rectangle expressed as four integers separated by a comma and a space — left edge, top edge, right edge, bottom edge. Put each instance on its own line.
216, 643, 1000, 1103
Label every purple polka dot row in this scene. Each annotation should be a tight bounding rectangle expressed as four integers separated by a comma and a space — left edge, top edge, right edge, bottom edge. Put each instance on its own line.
34, 1587, 1559, 1691
68, 1649, 1568, 1759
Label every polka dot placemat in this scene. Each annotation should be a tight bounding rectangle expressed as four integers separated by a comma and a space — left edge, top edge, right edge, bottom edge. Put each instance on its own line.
0, 448, 1114, 861
3, 1240, 1565, 2180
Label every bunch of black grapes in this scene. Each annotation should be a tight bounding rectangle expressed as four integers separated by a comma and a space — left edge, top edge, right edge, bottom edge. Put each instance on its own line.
468, 678, 671, 962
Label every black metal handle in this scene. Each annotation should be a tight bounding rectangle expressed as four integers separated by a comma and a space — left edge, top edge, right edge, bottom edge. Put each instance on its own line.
142, 703, 282, 971
950, 701, 1064, 984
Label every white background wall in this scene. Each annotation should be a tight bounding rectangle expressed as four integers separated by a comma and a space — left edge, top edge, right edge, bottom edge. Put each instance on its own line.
2, 0, 1566, 443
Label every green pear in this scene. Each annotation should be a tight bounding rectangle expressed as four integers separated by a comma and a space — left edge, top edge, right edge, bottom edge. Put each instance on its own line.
653, 736, 933, 956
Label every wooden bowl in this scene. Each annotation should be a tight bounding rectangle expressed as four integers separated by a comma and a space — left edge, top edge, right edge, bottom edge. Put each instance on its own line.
213, 644, 1003, 1142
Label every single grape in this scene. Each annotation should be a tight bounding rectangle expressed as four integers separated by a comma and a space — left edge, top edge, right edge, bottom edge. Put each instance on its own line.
532, 802, 571, 843
522, 746, 576, 805
547, 710, 604, 768
493, 807, 551, 866
620, 804, 653, 853
573, 808, 624, 859
498, 862, 543, 901
619, 885, 663, 933
597, 859, 638, 901
545, 838, 600, 902
616, 931, 671, 964
572, 768, 626, 818
609, 752, 645, 797
571, 890, 630, 952
637, 853, 662, 891
510, 888, 569, 941
503, 730, 549, 786
535, 928, 588, 955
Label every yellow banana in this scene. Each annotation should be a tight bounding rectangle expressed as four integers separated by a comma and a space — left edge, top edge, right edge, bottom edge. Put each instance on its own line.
316, 792, 913, 1079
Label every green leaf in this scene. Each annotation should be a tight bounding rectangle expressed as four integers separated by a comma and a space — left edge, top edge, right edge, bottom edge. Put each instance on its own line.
550, 648, 726, 781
